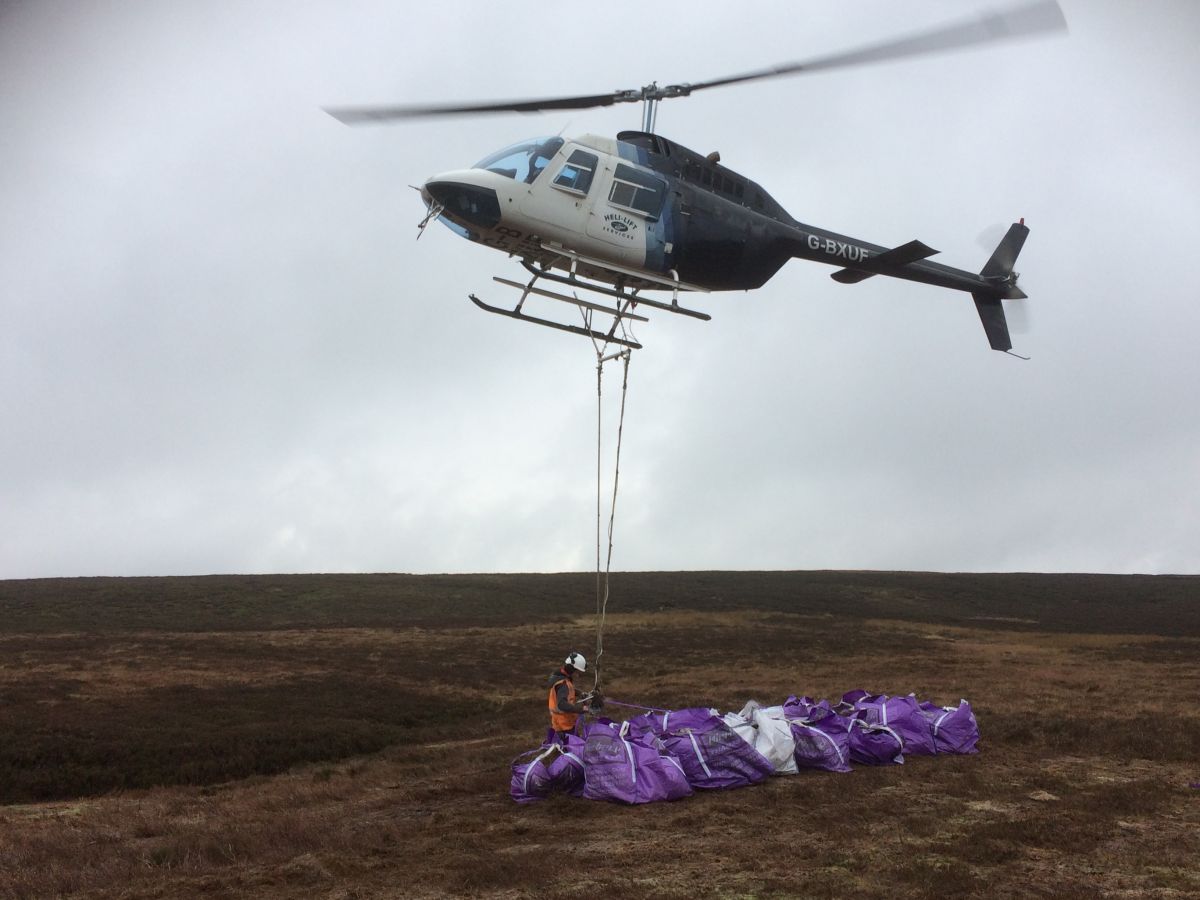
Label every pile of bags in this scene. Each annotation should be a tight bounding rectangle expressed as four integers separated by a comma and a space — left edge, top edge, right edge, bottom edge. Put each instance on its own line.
511, 690, 979, 805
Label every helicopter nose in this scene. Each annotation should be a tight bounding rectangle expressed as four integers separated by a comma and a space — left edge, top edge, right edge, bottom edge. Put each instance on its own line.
423, 179, 502, 229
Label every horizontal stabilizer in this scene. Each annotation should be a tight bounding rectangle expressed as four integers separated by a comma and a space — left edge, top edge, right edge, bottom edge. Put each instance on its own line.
830, 268, 874, 284
831, 239, 939, 283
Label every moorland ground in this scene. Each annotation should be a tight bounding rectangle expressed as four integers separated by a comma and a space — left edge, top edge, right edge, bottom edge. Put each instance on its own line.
1, 571, 1198, 899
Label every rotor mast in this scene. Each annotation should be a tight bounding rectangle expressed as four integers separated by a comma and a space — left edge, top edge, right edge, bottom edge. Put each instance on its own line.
642, 94, 657, 134
618, 81, 695, 134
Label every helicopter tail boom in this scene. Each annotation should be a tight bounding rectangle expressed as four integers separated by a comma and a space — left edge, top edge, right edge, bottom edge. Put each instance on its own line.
811, 220, 1031, 353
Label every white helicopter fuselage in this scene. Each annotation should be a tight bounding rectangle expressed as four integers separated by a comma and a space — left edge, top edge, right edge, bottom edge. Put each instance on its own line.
421, 134, 679, 286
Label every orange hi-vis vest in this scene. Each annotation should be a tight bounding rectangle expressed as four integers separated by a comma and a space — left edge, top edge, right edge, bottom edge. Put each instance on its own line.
548, 673, 578, 733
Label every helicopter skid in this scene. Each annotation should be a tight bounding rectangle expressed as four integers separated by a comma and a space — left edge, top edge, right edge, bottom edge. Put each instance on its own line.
491, 277, 651, 323
469, 293, 642, 350
536, 243, 712, 321
467, 249, 711, 349
523, 262, 712, 322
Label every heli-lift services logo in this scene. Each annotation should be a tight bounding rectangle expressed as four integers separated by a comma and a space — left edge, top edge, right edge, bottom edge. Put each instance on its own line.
603, 212, 637, 240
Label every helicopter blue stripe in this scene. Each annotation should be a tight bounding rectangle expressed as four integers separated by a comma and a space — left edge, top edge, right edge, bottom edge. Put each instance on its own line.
615, 141, 669, 271
644, 202, 673, 273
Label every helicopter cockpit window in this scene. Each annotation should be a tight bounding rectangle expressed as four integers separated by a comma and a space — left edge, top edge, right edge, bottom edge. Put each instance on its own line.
552, 149, 598, 195
473, 137, 565, 184
608, 163, 666, 218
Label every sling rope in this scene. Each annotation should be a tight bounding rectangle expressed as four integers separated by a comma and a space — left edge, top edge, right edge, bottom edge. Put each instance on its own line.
591, 346, 631, 695
600, 697, 669, 714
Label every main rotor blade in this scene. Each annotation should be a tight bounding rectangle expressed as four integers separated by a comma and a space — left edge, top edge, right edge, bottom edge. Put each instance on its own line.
325, 0, 1066, 126
325, 91, 624, 124
684, 0, 1066, 93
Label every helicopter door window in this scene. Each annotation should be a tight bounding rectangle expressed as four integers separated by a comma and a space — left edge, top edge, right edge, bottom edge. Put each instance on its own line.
551, 149, 598, 195
608, 163, 666, 219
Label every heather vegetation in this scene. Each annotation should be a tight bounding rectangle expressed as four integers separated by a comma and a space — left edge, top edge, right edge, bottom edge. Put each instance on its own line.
1, 571, 1197, 898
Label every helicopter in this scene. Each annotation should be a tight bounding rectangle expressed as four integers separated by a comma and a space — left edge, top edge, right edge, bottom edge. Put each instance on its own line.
326, 1, 1066, 355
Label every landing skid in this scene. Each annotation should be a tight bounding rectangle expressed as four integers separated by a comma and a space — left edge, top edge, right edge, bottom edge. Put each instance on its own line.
467, 244, 711, 350
469, 293, 644, 350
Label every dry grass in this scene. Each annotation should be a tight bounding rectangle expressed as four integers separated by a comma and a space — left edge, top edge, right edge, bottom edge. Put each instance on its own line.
1, 572, 1198, 899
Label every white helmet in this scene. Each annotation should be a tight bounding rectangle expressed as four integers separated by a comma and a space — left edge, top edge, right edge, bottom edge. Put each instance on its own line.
564, 651, 587, 672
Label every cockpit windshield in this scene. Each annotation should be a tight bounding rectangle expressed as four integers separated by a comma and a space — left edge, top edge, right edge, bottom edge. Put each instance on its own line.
474, 136, 564, 185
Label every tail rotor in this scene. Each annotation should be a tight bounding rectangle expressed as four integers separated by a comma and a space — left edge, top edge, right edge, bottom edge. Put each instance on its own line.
972, 220, 1031, 355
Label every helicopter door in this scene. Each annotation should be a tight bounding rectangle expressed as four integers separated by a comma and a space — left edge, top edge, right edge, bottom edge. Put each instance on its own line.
586, 161, 668, 266
520, 146, 599, 236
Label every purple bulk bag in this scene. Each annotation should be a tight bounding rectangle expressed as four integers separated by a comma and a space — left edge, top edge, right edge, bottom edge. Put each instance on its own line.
656, 708, 774, 790
783, 695, 819, 718
509, 731, 586, 804
854, 694, 937, 756
546, 736, 586, 795
623, 707, 712, 741
841, 688, 873, 707
789, 706, 852, 773
581, 720, 693, 805
918, 699, 980, 754
800, 698, 839, 719
624, 709, 670, 739
510, 748, 553, 804
848, 718, 905, 766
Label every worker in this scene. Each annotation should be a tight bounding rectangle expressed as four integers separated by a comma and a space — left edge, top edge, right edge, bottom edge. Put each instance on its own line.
548, 651, 591, 742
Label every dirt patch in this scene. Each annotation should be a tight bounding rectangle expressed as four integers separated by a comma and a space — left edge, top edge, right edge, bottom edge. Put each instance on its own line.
1, 572, 1199, 898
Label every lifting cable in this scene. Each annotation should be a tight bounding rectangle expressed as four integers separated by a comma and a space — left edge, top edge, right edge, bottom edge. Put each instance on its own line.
590, 345, 632, 695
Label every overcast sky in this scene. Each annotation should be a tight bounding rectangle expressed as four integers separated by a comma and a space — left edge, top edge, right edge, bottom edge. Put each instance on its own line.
2, 1, 1198, 579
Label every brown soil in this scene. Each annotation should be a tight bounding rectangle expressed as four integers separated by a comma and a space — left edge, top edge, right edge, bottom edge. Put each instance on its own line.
1, 572, 1197, 899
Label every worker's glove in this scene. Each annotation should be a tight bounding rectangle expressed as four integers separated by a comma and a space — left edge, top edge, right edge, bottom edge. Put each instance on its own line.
590, 690, 605, 712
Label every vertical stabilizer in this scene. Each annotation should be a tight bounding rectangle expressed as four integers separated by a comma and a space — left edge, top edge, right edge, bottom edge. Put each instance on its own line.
972, 294, 1012, 352
980, 221, 1029, 297
974, 221, 1030, 352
